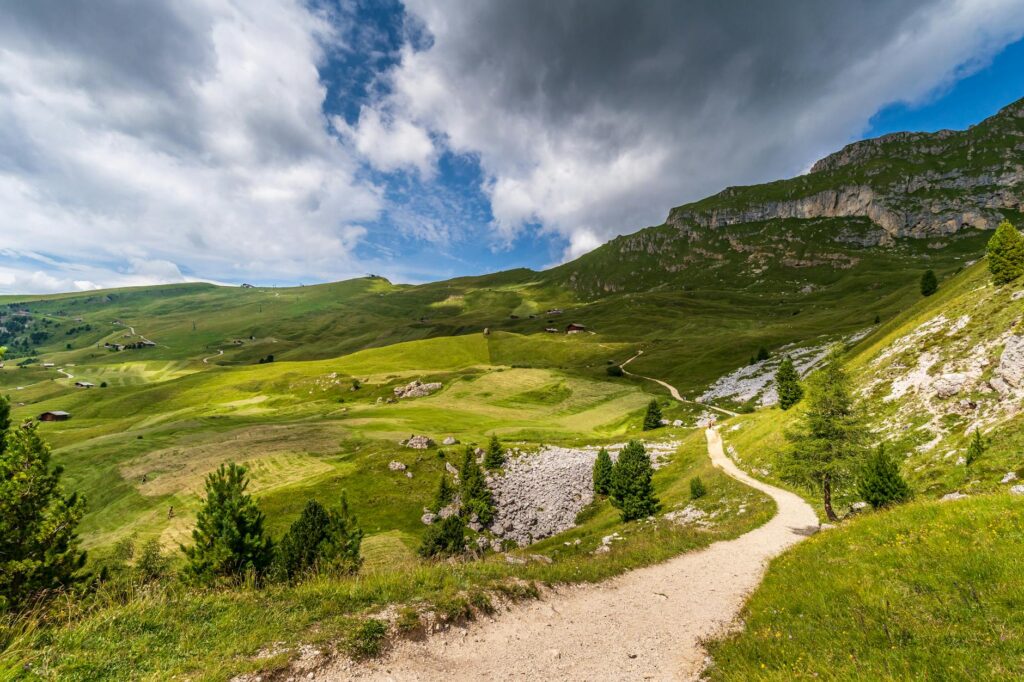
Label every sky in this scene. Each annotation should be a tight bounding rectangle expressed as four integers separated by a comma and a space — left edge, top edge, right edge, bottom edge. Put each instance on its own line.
1, 0, 1023, 294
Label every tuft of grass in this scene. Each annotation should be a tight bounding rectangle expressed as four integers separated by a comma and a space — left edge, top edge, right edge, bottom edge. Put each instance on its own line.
343, 619, 388, 660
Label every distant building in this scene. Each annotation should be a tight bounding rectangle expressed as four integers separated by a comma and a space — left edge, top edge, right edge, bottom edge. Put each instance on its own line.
547, 308, 563, 315
566, 323, 587, 334
75, 381, 95, 389
545, 327, 559, 333
41, 362, 55, 368
39, 410, 70, 422
139, 340, 156, 347
241, 283, 255, 288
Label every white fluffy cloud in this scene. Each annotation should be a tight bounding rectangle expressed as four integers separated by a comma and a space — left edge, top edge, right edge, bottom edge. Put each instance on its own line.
0, 0, 381, 292
336, 108, 436, 176
377, 0, 1024, 262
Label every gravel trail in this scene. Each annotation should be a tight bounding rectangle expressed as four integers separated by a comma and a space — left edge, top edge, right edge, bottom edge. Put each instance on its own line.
336, 428, 818, 681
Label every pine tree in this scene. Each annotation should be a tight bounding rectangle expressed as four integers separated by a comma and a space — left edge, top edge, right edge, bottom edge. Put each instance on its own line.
484, 434, 505, 469
874, 314, 881, 324
782, 349, 865, 521
642, 399, 663, 430
756, 346, 770, 362
689, 476, 706, 499
857, 445, 912, 510
592, 448, 613, 495
775, 356, 804, 410
0, 417, 87, 612
182, 463, 273, 582
418, 515, 466, 558
920, 269, 938, 296
987, 220, 1024, 285
965, 428, 986, 467
432, 473, 454, 512
459, 447, 494, 525
274, 495, 363, 581
610, 440, 659, 521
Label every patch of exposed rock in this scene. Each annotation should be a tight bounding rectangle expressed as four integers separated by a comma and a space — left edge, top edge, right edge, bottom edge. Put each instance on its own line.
489, 442, 679, 547
699, 340, 839, 406
394, 380, 443, 399
401, 435, 435, 449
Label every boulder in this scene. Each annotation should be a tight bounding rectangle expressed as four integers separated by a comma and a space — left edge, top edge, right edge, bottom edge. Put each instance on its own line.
1011, 484, 1024, 495
445, 461, 459, 476
402, 435, 435, 449
442, 436, 459, 445
1002, 471, 1018, 484
932, 373, 967, 399
940, 491, 968, 502
421, 511, 437, 525
672, 419, 684, 427
996, 335, 1024, 391
388, 460, 407, 471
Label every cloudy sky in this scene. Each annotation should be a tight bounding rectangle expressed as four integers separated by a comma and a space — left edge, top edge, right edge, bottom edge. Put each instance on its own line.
2, 0, 1024, 293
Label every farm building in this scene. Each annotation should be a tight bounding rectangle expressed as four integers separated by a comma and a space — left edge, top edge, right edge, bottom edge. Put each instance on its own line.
75, 381, 95, 388
566, 323, 587, 334
139, 340, 157, 347
547, 308, 563, 315
39, 410, 70, 422
545, 327, 560, 333
241, 283, 255, 288
41, 362, 55, 368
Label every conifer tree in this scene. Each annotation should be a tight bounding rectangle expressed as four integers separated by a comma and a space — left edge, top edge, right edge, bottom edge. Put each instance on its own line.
920, 269, 938, 296
484, 434, 505, 469
182, 463, 273, 582
642, 399, 663, 431
987, 220, 1024, 285
432, 473, 455, 512
610, 440, 659, 521
782, 349, 865, 521
418, 515, 466, 558
775, 356, 804, 410
689, 476, 707, 500
459, 447, 494, 525
857, 445, 912, 509
274, 495, 363, 581
756, 346, 770, 362
592, 448, 613, 495
965, 428, 986, 467
0, 417, 86, 612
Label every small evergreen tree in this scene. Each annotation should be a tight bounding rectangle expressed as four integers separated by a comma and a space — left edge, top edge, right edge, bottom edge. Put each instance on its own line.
182, 463, 273, 582
459, 447, 494, 525
775, 356, 804, 410
484, 434, 505, 469
432, 474, 455, 512
274, 495, 363, 581
965, 429, 986, 467
987, 220, 1024, 285
610, 440, 659, 521
642, 399, 663, 431
592, 448, 613, 495
135, 538, 170, 583
857, 445, 912, 510
0, 417, 87, 612
418, 515, 466, 558
782, 349, 865, 521
689, 476, 706, 500
920, 269, 938, 296
756, 346, 770, 362
874, 314, 881, 324
606, 364, 624, 377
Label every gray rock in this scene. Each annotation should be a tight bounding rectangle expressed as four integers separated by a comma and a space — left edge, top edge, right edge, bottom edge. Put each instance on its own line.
932, 373, 967, 398
442, 436, 459, 445
421, 512, 437, 525
394, 380, 443, 399
996, 335, 1024, 392
1011, 485, 1024, 495
1002, 471, 1018, 483
940, 491, 969, 502
402, 435, 435, 449
388, 460, 407, 471
445, 461, 459, 476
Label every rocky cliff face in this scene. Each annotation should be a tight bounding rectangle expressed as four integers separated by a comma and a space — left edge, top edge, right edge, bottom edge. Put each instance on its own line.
667, 97, 1024, 242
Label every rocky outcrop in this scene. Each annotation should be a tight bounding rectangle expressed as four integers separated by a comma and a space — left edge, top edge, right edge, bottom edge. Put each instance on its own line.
994, 335, 1024, 393
401, 435, 435, 449
394, 380, 443, 399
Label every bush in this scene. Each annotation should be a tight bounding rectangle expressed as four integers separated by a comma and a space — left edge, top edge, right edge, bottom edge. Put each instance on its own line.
606, 365, 624, 377
344, 618, 388, 659
642, 399, 662, 431
273, 496, 363, 581
593, 447, 613, 495
690, 476, 707, 500
181, 463, 273, 583
920, 269, 938, 296
857, 445, 912, 510
610, 440, 659, 521
418, 515, 466, 558
987, 220, 1024, 285
0, 416, 87, 613
135, 538, 170, 583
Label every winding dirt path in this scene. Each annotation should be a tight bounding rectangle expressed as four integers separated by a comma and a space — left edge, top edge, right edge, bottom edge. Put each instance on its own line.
338, 429, 817, 681
621, 350, 740, 417
202, 349, 224, 365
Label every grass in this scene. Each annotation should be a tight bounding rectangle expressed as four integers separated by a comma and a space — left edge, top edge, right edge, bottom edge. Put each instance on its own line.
706, 495, 1024, 681
8, 429, 775, 680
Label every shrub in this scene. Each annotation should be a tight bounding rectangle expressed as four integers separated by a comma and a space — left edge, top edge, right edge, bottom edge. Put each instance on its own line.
181, 463, 273, 583
690, 476, 707, 500
610, 440, 659, 521
920, 269, 938, 296
857, 445, 912, 510
593, 447, 613, 495
418, 515, 466, 558
484, 435, 505, 469
642, 399, 663, 431
756, 346, 770, 362
0, 416, 87, 613
432, 474, 455, 512
135, 538, 170, 583
344, 618, 388, 659
987, 220, 1024, 285
606, 365, 624, 377
274, 496, 363, 581
775, 356, 803, 410
99, 381, 108, 388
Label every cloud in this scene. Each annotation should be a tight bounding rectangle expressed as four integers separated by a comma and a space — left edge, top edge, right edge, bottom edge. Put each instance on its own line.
380, 0, 1024, 261
0, 0, 383, 293
336, 108, 436, 175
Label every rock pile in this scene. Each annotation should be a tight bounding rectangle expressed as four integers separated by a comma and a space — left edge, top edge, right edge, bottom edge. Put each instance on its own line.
388, 460, 407, 471
401, 435, 435, 449
394, 380, 443, 399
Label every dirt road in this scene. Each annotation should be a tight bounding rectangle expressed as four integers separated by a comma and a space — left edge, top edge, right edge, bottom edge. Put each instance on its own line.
338, 428, 817, 681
